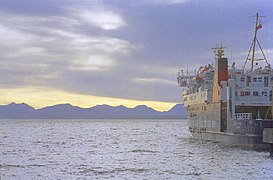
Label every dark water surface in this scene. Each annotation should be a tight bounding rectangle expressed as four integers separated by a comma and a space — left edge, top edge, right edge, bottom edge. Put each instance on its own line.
0, 119, 272, 179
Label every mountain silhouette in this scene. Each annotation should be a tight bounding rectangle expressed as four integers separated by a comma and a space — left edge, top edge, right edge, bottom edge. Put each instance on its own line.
0, 103, 36, 119
0, 103, 186, 119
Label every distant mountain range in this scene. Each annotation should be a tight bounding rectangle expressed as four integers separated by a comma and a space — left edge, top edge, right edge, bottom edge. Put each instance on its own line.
0, 103, 186, 119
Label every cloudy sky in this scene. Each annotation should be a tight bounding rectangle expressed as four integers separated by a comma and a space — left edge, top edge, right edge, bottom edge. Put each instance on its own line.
0, 0, 272, 111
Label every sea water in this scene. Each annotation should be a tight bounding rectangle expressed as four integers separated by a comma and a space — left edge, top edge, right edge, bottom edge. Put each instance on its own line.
0, 119, 272, 179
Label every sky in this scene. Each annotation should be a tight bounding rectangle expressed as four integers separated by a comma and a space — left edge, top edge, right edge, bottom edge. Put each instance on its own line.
0, 0, 272, 111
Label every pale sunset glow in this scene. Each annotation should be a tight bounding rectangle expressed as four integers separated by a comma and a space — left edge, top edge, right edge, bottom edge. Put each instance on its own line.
0, 87, 175, 111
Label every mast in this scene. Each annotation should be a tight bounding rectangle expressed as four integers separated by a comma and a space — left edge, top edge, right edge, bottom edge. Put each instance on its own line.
251, 12, 259, 71
244, 12, 269, 72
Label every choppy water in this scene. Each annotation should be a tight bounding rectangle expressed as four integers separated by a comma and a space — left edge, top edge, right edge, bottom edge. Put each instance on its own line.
0, 119, 272, 179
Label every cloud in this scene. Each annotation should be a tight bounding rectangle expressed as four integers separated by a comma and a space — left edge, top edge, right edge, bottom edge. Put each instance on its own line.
138, 0, 190, 5
70, 54, 115, 71
131, 78, 177, 85
48, 29, 132, 55
0, 4, 133, 89
77, 10, 126, 30
154, 0, 190, 4
0, 24, 34, 47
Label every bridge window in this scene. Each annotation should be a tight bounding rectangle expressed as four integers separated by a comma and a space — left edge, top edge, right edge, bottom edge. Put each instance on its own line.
262, 91, 268, 96
241, 91, 250, 96
253, 91, 259, 96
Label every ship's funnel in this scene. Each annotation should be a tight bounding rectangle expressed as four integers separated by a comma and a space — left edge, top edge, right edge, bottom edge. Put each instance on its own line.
212, 48, 228, 103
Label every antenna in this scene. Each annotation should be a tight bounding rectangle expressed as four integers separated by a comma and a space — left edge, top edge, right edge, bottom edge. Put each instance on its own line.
186, 62, 189, 75
243, 12, 269, 72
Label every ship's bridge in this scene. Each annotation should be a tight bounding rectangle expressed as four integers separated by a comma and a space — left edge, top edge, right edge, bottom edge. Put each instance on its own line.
231, 66, 272, 107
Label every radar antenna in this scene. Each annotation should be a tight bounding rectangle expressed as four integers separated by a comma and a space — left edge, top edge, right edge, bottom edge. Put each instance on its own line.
243, 12, 269, 72
211, 45, 226, 59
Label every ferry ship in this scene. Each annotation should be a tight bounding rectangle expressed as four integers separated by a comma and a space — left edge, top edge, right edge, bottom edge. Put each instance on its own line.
177, 13, 273, 149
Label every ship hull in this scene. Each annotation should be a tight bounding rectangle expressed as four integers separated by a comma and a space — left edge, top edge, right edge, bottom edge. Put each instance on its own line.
186, 102, 271, 149
190, 130, 267, 149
